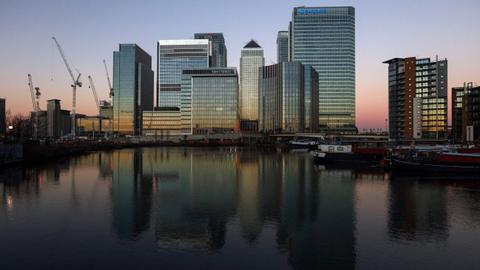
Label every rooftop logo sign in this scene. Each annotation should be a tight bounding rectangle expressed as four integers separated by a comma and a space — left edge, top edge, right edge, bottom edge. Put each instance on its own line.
297, 8, 327, 15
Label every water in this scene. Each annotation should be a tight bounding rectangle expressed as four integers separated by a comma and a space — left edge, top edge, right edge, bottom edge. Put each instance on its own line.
1, 147, 480, 270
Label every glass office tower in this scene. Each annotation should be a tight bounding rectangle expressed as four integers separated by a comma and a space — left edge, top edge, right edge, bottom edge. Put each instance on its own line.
194, 33, 227, 67
113, 44, 154, 135
180, 68, 238, 135
259, 62, 318, 133
239, 40, 264, 121
277, 31, 289, 63
290, 6, 356, 131
157, 40, 210, 109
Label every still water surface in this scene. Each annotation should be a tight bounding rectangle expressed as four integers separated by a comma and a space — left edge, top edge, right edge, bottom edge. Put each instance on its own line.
1, 147, 480, 269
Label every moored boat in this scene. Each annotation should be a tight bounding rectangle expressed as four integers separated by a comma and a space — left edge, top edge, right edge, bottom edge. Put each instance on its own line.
390, 149, 480, 173
283, 139, 319, 149
311, 143, 386, 164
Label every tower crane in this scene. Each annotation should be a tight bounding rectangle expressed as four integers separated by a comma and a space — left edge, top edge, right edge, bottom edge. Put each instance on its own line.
88, 75, 101, 138
87, 75, 100, 114
52, 36, 82, 137
27, 74, 41, 140
103, 59, 114, 99
103, 59, 114, 138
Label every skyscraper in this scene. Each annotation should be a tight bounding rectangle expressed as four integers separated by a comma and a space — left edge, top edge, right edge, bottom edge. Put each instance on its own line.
276, 31, 289, 63
194, 33, 227, 67
180, 68, 239, 135
239, 40, 264, 121
384, 57, 448, 141
157, 40, 210, 108
0, 98, 5, 137
290, 6, 356, 131
259, 62, 319, 133
113, 44, 154, 135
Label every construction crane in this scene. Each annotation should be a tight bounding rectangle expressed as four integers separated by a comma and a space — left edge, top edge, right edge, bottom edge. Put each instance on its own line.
52, 36, 82, 137
27, 74, 41, 140
103, 59, 114, 99
87, 75, 100, 113
103, 59, 114, 138
87, 75, 101, 138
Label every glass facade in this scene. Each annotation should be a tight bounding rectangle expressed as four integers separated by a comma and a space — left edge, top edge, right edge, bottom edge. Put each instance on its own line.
291, 6, 356, 130
142, 109, 182, 136
157, 40, 210, 108
113, 44, 154, 135
415, 58, 448, 139
239, 40, 264, 121
180, 68, 238, 135
194, 33, 227, 67
304, 65, 319, 132
259, 62, 318, 133
276, 31, 289, 63
76, 116, 109, 137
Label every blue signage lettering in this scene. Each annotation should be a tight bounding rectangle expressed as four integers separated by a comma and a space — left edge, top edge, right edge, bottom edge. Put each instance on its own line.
297, 8, 327, 15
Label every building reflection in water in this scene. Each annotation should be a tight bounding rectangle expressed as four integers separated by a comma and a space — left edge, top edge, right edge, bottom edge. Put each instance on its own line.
4, 148, 480, 269
388, 174, 449, 242
111, 149, 153, 239
145, 148, 237, 250
107, 147, 357, 268
277, 157, 356, 269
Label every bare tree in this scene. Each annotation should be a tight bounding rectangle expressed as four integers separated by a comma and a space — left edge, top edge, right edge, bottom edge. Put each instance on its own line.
6, 112, 31, 140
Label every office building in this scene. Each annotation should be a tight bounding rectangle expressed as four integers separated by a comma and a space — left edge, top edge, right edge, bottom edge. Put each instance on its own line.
47, 99, 70, 138
99, 100, 113, 120
452, 84, 469, 142
180, 68, 239, 135
290, 6, 356, 131
142, 108, 182, 136
277, 31, 289, 63
194, 33, 227, 67
384, 57, 448, 141
98, 100, 113, 136
113, 44, 154, 135
452, 83, 480, 143
76, 115, 103, 137
259, 62, 318, 133
239, 40, 264, 121
304, 65, 320, 132
157, 40, 210, 108
463, 86, 480, 142
0, 98, 5, 137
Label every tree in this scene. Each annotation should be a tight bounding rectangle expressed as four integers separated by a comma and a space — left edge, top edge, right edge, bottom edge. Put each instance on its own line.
6, 112, 31, 140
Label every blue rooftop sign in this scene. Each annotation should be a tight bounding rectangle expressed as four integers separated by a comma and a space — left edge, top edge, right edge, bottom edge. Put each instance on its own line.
297, 8, 327, 15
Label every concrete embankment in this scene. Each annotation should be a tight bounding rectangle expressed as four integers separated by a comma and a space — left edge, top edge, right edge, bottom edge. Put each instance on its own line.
0, 139, 275, 169
0, 142, 125, 169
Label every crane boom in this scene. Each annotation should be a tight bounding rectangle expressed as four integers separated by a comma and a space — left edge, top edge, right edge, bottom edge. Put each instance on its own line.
27, 74, 41, 140
88, 75, 100, 113
103, 59, 114, 98
52, 36, 82, 137
28, 74, 37, 111
103, 60, 114, 139
52, 37, 77, 84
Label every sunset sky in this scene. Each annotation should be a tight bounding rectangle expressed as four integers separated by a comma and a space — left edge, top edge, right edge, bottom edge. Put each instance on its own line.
1, 0, 479, 130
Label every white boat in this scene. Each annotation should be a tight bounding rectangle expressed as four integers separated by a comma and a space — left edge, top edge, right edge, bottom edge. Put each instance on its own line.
286, 139, 318, 149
